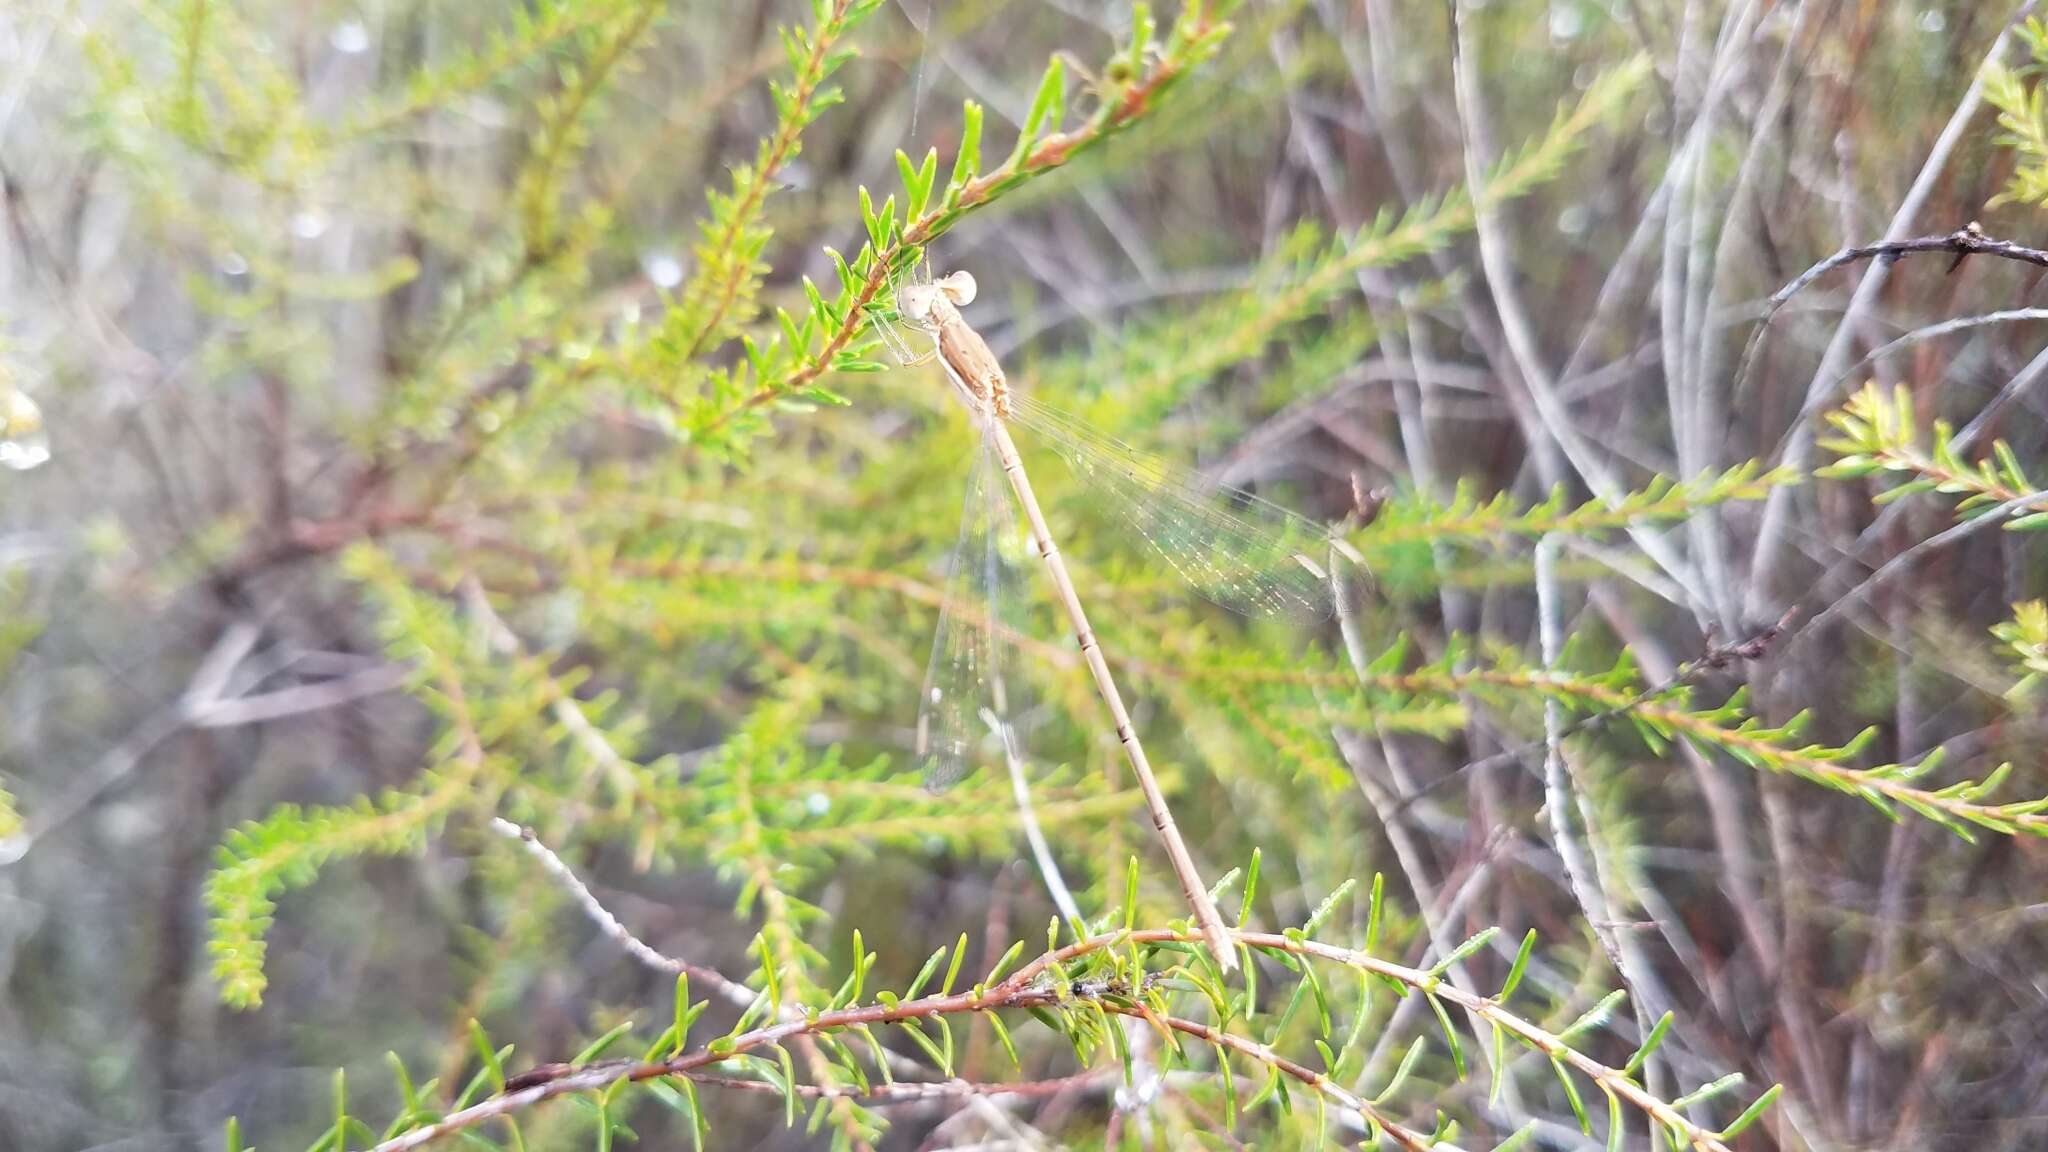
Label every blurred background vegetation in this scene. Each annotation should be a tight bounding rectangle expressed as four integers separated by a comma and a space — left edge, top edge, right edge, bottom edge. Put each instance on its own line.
3, 0, 2048, 1149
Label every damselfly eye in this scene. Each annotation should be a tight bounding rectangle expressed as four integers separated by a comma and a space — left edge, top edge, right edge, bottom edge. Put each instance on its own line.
938, 270, 977, 306
898, 284, 938, 323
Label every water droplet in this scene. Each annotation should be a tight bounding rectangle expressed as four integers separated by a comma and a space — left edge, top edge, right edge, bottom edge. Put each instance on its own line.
643, 252, 683, 289
0, 389, 49, 471
1916, 9, 1945, 33
291, 209, 329, 239
218, 251, 248, 277
1549, 2, 1585, 40
331, 20, 370, 54
805, 791, 831, 816
929, 685, 943, 705
1557, 204, 1591, 236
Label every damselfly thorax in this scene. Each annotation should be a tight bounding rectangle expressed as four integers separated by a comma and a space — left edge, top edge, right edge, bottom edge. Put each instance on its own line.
897, 271, 1011, 420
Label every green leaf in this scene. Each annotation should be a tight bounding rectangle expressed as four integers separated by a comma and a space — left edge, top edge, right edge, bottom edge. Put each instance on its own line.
894, 147, 941, 221
2006, 511, 2048, 531
758, 938, 784, 1008
1489, 1122, 1539, 1152
1716, 1083, 1783, 1139
1552, 1057, 1590, 1133
1374, 1034, 1426, 1103
983, 939, 1026, 987
1623, 1011, 1673, 1076
1488, 1023, 1506, 1104
897, 1018, 952, 1074
1671, 1072, 1746, 1110
1244, 1065, 1283, 1112
1426, 993, 1464, 1078
1237, 847, 1262, 925
858, 185, 885, 250
672, 973, 694, 1052
1216, 1040, 1239, 1120
1363, 872, 1384, 956
904, 945, 947, 1000
1428, 926, 1499, 977
948, 101, 984, 196
1561, 988, 1628, 1041
573, 1020, 636, 1065
777, 1044, 798, 1127
331, 1068, 350, 1145
683, 1077, 706, 1152
1303, 877, 1356, 934
1500, 929, 1537, 1000
987, 1010, 1022, 1069
941, 931, 969, 996
469, 1020, 507, 1090
1010, 56, 1067, 166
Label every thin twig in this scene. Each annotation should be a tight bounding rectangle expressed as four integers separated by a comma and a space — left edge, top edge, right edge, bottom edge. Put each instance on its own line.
486, 818, 754, 1006
983, 708, 1086, 928
1733, 225, 2048, 435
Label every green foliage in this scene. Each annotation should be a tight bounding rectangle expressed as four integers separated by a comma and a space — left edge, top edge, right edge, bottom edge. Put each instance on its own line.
1344, 640, 2048, 841
37, 0, 2010, 1146
1819, 381, 2048, 528
1982, 18, 2048, 209
1994, 600, 2048, 696
205, 551, 510, 1008
645, 0, 884, 385
1042, 55, 1653, 432
203, 551, 1139, 1010
1354, 463, 1799, 597
636, 1, 1241, 462
513, 1, 666, 255
280, 879, 1775, 1152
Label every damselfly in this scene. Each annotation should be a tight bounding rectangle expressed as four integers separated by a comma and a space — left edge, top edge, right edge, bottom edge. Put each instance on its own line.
890, 269, 1364, 969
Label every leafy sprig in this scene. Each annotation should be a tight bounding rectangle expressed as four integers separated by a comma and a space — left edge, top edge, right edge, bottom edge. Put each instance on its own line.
1038, 56, 1654, 427
1370, 650, 2048, 842
669, 2, 1240, 459
1994, 600, 2048, 697
1981, 19, 2048, 209
294, 891, 1774, 1152
652, 0, 885, 380
1819, 382, 2048, 528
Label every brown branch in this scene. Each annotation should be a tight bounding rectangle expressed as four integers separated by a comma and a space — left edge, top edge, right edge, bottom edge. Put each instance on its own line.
1732, 224, 2048, 411
368, 928, 1749, 1152
681, 1068, 1109, 1104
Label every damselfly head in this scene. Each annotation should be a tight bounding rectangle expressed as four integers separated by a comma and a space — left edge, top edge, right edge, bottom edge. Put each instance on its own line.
897, 282, 942, 327
897, 270, 978, 328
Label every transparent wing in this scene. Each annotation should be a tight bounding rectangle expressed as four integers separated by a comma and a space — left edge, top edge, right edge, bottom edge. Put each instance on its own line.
1008, 394, 1346, 622
916, 433, 1027, 792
